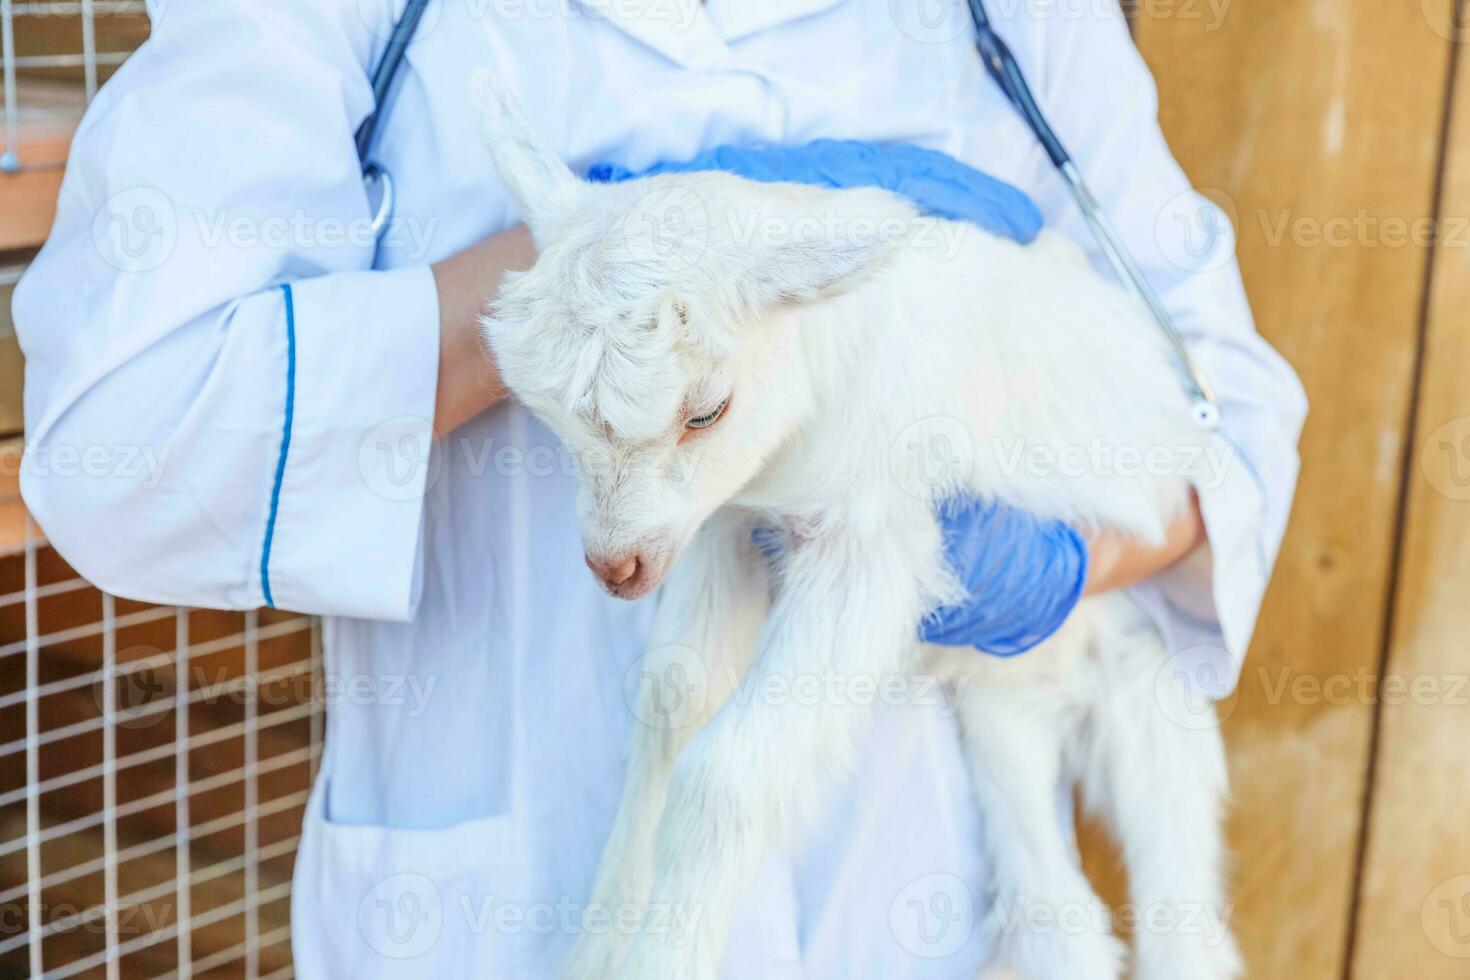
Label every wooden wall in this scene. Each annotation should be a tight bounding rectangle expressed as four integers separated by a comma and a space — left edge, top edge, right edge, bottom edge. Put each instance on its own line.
1121, 2, 1470, 976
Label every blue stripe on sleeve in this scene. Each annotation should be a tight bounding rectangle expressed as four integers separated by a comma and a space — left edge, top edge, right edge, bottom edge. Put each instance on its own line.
260, 283, 298, 608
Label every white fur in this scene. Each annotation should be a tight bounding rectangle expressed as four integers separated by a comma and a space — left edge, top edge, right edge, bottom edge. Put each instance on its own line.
473, 71, 1241, 980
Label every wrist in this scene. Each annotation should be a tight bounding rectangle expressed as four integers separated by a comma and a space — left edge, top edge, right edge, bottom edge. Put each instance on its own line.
431, 224, 536, 435
1082, 491, 1206, 596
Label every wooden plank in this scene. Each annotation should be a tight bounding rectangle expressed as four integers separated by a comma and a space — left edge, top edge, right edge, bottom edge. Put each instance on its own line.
0, 335, 22, 438
0, 438, 36, 558
11, 5, 151, 80
1, 281, 24, 438
0, 168, 66, 252
0, 124, 71, 252
1128, 4, 1455, 977
1350, 37, 1470, 978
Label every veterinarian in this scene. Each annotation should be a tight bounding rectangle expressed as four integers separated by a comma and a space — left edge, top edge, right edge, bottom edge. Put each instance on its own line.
14, 0, 1305, 976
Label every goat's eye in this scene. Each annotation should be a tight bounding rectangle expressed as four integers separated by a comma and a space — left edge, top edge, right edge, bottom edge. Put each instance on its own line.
686, 397, 730, 430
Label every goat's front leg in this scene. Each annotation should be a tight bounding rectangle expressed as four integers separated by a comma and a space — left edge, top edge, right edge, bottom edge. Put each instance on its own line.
617, 528, 931, 980
562, 512, 769, 980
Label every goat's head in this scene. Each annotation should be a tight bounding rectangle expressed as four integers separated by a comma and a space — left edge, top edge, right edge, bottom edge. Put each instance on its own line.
472, 71, 906, 599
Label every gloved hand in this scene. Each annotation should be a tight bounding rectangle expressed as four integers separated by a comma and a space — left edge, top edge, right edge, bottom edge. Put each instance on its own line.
591, 141, 1086, 656
922, 497, 1088, 656
589, 139, 1044, 243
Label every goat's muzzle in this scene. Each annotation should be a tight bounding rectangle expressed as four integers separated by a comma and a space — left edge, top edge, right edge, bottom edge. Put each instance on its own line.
585, 550, 662, 600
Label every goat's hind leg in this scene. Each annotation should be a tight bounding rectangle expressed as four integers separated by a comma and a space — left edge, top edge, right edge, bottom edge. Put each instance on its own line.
1076, 597, 1242, 980
942, 636, 1125, 980
560, 511, 769, 980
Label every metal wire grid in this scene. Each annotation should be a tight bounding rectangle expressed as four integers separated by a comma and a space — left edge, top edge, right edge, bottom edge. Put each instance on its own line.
2, 5, 326, 976
0, 510, 325, 978
2, 0, 146, 173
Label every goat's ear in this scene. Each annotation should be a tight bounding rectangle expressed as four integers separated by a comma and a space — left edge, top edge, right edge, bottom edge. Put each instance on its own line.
470, 68, 586, 244
740, 234, 892, 309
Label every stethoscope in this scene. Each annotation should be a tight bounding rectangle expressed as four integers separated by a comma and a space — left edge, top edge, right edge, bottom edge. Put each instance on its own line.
356, 0, 432, 246
966, 1, 1220, 428
358, 0, 1221, 428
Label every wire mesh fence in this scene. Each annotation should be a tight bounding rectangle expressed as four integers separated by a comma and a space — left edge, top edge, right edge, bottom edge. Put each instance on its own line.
1, 5, 324, 977
1, 0, 153, 174
0, 482, 324, 978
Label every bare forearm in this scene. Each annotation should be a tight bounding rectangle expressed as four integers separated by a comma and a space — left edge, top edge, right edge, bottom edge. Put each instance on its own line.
1083, 491, 1206, 596
431, 224, 537, 436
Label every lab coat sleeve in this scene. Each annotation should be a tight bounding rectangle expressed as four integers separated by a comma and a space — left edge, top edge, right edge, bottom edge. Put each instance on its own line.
1005, 6, 1309, 687
13, 0, 440, 621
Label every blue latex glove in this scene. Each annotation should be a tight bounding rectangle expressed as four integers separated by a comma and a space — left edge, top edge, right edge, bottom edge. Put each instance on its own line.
592, 141, 1085, 656
923, 498, 1088, 656
588, 139, 1044, 243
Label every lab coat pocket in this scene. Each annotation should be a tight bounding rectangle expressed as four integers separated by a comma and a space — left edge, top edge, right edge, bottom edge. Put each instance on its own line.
291, 785, 530, 980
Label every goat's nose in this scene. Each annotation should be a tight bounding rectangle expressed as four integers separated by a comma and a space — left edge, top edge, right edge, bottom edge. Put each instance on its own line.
586, 553, 640, 588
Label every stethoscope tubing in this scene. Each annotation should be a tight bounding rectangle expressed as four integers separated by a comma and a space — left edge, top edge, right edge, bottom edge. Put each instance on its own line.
357, 0, 432, 252
968, 0, 1220, 427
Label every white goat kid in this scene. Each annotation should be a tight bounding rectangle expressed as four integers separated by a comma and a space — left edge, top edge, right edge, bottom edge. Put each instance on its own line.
472, 73, 1241, 980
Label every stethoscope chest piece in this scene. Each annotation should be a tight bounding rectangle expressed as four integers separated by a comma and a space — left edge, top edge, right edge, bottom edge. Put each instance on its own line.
1192, 399, 1222, 431
363, 162, 396, 243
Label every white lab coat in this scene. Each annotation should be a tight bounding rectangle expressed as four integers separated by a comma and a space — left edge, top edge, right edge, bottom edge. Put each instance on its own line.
14, 0, 1306, 976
